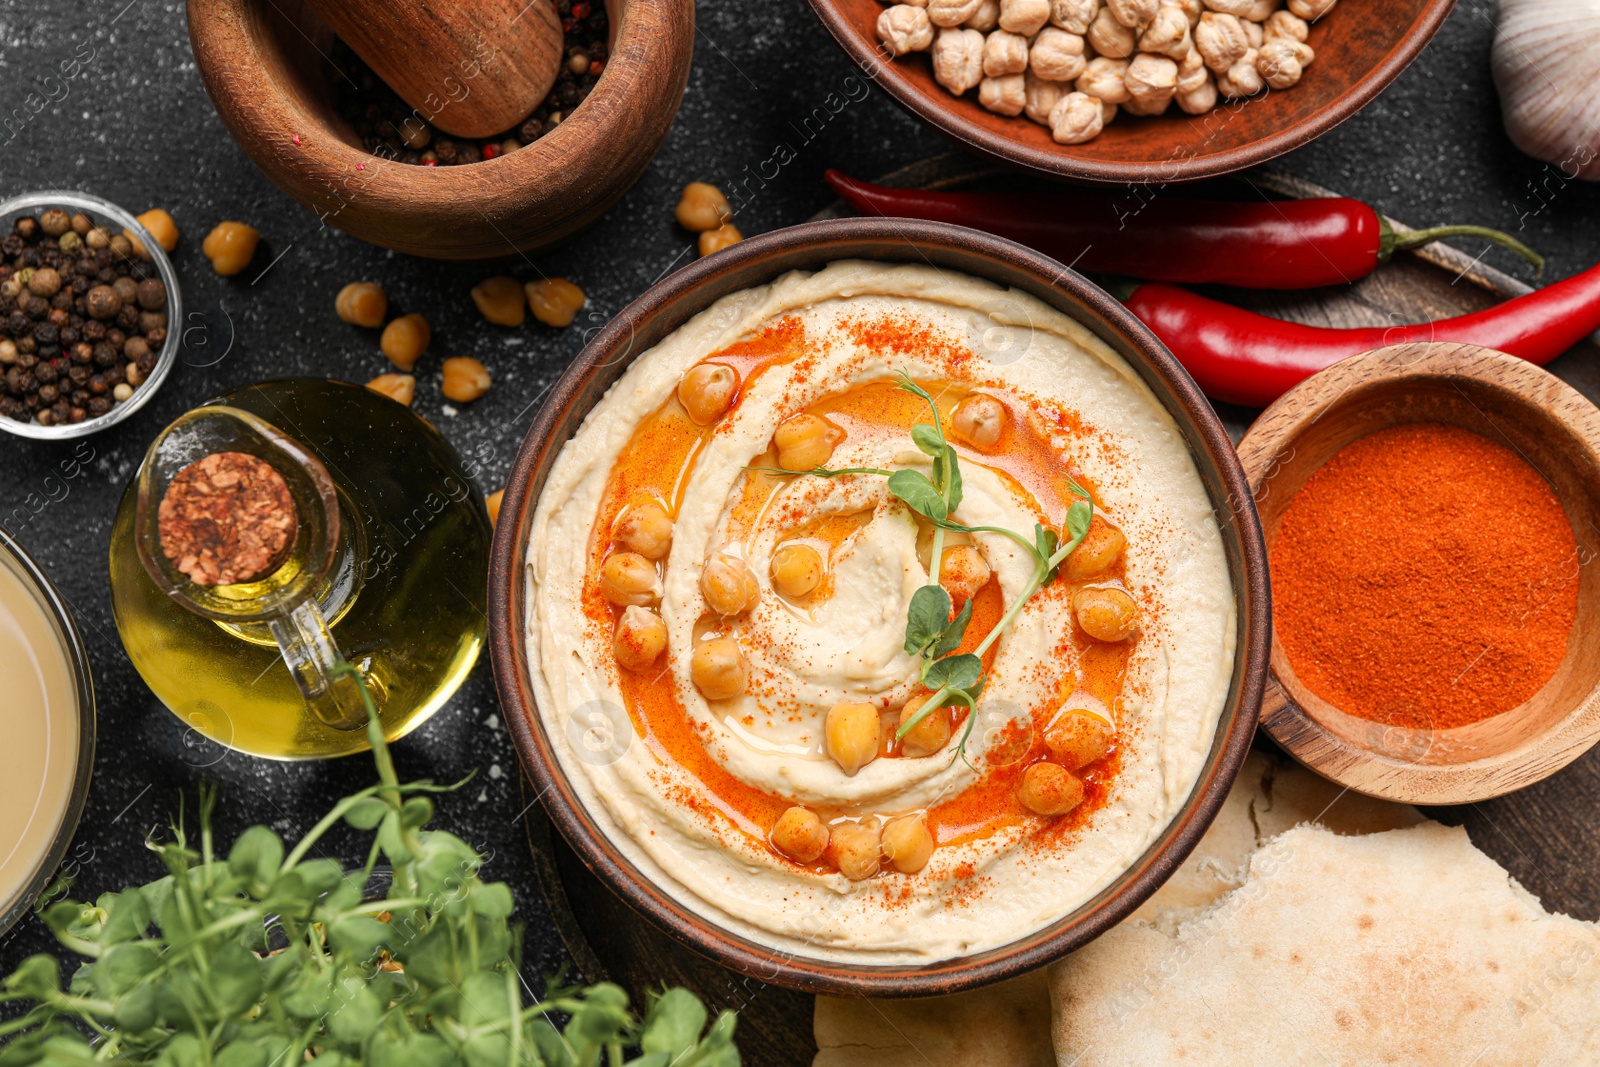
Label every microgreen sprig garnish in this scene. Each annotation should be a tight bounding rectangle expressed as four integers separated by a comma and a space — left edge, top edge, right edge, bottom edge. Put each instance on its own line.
749, 371, 1096, 764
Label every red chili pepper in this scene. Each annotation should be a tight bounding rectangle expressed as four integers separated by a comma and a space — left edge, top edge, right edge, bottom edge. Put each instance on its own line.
824, 170, 1544, 291
1120, 263, 1600, 407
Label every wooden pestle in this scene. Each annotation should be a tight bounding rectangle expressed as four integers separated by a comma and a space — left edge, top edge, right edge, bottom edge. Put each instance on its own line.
303, 0, 563, 140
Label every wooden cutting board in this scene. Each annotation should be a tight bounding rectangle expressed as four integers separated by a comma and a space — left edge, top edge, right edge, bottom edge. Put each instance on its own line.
519, 153, 1600, 1067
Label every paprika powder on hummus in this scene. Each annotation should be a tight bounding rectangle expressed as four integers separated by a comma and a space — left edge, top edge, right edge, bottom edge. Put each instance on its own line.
1272, 422, 1578, 730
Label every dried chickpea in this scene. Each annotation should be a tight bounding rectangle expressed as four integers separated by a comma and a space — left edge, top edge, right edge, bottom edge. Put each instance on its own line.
998, 0, 1050, 36
899, 693, 953, 758
366, 373, 415, 407
1176, 70, 1218, 114
600, 551, 659, 607
1073, 586, 1142, 642
1216, 49, 1263, 99
953, 392, 1006, 447
678, 363, 739, 425
472, 276, 526, 326
1044, 708, 1115, 770
1024, 71, 1067, 124
965, 0, 1000, 32
1077, 57, 1132, 104
135, 209, 179, 252
1087, 6, 1136, 57
1255, 37, 1305, 90
1106, 0, 1157, 27
674, 182, 733, 231
336, 282, 388, 327
690, 636, 748, 700
828, 821, 882, 881
979, 74, 1026, 116
381, 313, 431, 370
441, 356, 491, 403
1194, 11, 1249, 73
1288, 0, 1336, 19
774, 412, 840, 471
613, 605, 668, 671
1124, 53, 1178, 116
526, 277, 586, 327
771, 543, 824, 598
1030, 27, 1087, 81
983, 29, 1030, 76
200, 221, 260, 276
932, 27, 985, 95
702, 554, 760, 616
928, 0, 982, 27
1051, 90, 1105, 144
1064, 515, 1127, 580
486, 489, 504, 527
881, 815, 935, 874
1018, 762, 1085, 816
698, 223, 743, 257
770, 807, 830, 863
1264, 9, 1309, 42
826, 701, 882, 776
879, 5, 936, 56
614, 500, 674, 560
1050, 0, 1098, 33
1139, 5, 1192, 59
939, 543, 991, 606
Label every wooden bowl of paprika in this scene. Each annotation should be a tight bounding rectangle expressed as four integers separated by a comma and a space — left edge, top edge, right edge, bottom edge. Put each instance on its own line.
1239, 342, 1600, 804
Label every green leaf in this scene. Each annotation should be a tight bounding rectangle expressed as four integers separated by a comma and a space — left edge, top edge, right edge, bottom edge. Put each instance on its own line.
399, 796, 434, 830
457, 972, 514, 1028
904, 585, 952, 657
641, 987, 708, 1056
910, 423, 943, 457
154, 1032, 205, 1067
1034, 523, 1059, 562
99, 889, 152, 944
4, 955, 59, 1000
208, 941, 264, 1018
930, 597, 974, 658
227, 826, 284, 891
367, 1028, 452, 1067
114, 983, 158, 1033
326, 981, 384, 1045
676, 1011, 740, 1067
470, 882, 514, 919
887, 469, 946, 521
943, 446, 963, 513
94, 941, 161, 998
281, 962, 334, 1020
344, 796, 388, 830
924, 654, 982, 692
214, 1040, 270, 1067
328, 916, 390, 961
377, 811, 413, 865
1065, 499, 1092, 544
563, 982, 632, 1056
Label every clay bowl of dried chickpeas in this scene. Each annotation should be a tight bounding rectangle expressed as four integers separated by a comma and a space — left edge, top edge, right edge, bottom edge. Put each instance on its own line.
187, 0, 693, 259
809, 0, 1454, 184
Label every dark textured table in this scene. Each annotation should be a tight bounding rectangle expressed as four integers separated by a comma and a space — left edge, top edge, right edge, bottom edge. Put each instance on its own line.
3, 0, 1598, 1038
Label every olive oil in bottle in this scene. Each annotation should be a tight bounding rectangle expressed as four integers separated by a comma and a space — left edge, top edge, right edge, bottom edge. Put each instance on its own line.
110, 379, 491, 759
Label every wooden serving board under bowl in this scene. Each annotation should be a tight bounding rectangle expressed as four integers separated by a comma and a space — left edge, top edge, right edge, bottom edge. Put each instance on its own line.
518, 153, 1600, 1067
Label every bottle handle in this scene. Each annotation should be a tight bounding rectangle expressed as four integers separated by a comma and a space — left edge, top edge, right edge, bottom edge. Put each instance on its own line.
267, 598, 369, 731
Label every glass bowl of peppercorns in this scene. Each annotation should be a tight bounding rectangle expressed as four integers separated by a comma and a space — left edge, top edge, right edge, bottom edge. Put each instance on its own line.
0, 191, 181, 440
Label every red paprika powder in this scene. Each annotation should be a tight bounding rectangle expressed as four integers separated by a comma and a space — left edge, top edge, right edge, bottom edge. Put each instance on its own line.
1271, 423, 1579, 730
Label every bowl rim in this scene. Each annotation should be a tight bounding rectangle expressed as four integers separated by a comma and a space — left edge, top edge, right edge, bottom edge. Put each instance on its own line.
0, 190, 182, 441
1239, 341, 1600, 804
0, 524, 97, 939
804, 0, 1458, 184
488, 217, 1269, 996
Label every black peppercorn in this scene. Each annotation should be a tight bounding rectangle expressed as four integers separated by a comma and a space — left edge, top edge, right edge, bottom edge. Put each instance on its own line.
116, 303, 140, 330
71, 343, 92, 364
37, 383, 58, 404
68, 364, 89, 386
93, 342, 117, 367
34, 361, 56, 384
88, 374, 107, 395
87, 396, 110, 416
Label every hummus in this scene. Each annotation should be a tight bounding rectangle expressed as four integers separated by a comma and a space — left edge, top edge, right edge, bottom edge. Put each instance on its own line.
524, 262, 1235, 964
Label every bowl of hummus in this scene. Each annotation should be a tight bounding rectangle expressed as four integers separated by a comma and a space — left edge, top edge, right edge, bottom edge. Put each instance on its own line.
489, 218, 1268, 995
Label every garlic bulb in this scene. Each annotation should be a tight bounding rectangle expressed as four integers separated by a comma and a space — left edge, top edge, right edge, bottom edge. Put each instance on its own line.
1492, 0, 1600, 180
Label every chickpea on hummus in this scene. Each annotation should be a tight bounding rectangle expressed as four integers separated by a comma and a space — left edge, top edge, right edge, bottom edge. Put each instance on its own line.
524, 262, 1235, 963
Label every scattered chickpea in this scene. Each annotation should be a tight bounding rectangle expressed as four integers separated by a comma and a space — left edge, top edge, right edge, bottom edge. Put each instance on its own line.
774, 413, 839, 471
826, 701, 881, 777
674, 182, 733, 231
112, 383, 134, 402
470, 276, 525, 326
953, 393, 1006, 447
881, 815, 934, 874
898, 693, 952, 758
770, 543, 823, 598
525, 277, 586, 327
770, 807, 830, 863
677, 363, 739, 425
599, 551, 659, 607
441, 357, 491, 403
828, 820, 882, 881
1044, 708, 1115, 770
1017, 762, 1085, 816
939, 543, 991, 606
366, 373, 416, 407
336, 282, 388, 328
613, 605, 668, 671
381, 313, 431, 370
698, 223, 743, 257
690, 636, 748, 700
702, 554, 760, 616
486, 489, 504, 527
1073, 586, 1142, 642
614, 500, 674, 560
1064, 516, 1126, 580
200, 221, 260, 276
135, 209, 180, 253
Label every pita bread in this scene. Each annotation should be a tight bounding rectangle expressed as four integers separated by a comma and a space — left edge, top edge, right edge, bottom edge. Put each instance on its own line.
813, 969, 1053, 1067
1052, 822, 1600, 1066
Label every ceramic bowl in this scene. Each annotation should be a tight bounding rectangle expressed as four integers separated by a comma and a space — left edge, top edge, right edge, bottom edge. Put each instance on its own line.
807, 0, 1456, 184
488, 217, 1269, 995
187, 0, 692, 260
0, 190, 181, 441
1238, 342, 1600, 804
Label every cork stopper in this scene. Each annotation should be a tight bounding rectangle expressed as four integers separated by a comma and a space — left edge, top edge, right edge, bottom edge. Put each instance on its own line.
157, 451, 298, 586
